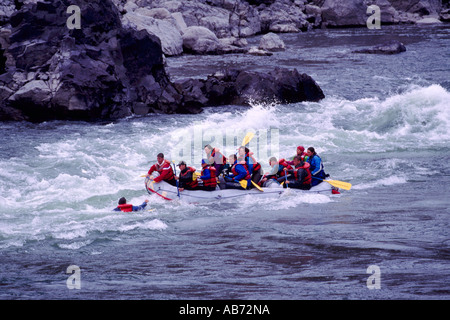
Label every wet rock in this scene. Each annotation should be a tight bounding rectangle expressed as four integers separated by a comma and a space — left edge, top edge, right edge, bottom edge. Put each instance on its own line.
258, 32, 285, 51
176, 67, 325, 107
415, 16, 442, 24
353, 40, 406, 54
247, 46, 273, 56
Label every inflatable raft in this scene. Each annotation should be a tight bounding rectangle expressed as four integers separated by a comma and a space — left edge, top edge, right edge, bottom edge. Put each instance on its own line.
145, 173, 338, 203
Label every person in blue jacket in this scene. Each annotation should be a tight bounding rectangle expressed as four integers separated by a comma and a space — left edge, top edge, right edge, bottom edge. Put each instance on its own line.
113, 197, 149, 212
306, 147, 327, 187
224, 154, 251, 189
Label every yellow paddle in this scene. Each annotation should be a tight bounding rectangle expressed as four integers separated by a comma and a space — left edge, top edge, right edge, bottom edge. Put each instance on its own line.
240, 132, 263, 191
312, 177, 352, 190
241, 132, 255, 146
238, 179, 248, 189
323, 179, 352, 190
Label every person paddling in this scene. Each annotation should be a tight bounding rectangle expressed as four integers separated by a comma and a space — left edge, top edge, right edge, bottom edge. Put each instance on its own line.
306, 147, 326, 186
114, 197, 149, 212
198, 159, 217, 191
237, 146, 262, 186
287, 146, 307, 165
224, 154, 251, 189
283, 156, 312, 190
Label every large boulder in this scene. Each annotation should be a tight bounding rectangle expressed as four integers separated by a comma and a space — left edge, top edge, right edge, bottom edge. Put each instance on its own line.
0, 0, 193, 122
258, 32, 285, 51
182, 26, 221, 54
353, 40, 406, 54
258, 0, 309, 33
121, 4, 184, 56
175, 67, 325, 107
321, 0, 367, 27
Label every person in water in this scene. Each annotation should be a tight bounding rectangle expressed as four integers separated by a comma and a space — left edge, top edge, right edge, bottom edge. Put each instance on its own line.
204, 144, 226, 174
175, 161, 198, 191
114, 197, 149, 212
283, 156, 312, 190
306, 147, 326, 186
147, 153, 176, 186
198, 159, 217, 191
224, 154, 251, 189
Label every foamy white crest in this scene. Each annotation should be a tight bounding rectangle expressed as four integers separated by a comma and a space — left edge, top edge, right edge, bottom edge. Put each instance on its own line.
118, 219, 168, 232
353, 176, 408, 190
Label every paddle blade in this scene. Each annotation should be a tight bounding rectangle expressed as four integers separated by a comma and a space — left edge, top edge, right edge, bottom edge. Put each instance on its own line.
324, 179, 352, 190
193, 172, 201, 181
241, 132, 255, 146
239, 180, 248, 189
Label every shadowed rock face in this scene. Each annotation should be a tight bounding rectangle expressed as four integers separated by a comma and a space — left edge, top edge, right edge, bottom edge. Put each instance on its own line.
0, 0, 188, 121
0, 0, 325, 122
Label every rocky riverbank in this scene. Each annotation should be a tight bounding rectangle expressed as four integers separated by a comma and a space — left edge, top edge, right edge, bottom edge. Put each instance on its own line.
0, 0, 447, 121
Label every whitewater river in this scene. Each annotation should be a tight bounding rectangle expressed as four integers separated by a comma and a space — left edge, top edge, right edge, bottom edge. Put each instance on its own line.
0, 24, 449, 300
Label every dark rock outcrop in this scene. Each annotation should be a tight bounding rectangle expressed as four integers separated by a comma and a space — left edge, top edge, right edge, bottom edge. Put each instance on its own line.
0, 0, 325, 122
176, 68, 325, 107
353, 40, 406, 54
0, 0, 191, 121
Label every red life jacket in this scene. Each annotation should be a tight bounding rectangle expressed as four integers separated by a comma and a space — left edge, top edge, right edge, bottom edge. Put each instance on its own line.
201, 165, 217, 187
293, 162, 312, 185
149, 160, 175, 182
180, 166, 198, 188
245, 152, 261, 173
231, 163, 251, 180
117, 204, 133, 212
278, 158, 293, 177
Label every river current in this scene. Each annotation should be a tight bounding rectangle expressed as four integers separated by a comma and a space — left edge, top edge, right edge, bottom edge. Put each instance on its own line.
0, 24, 449, 300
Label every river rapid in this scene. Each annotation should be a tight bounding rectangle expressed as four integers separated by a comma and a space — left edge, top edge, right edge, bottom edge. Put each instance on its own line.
0, 24, 449, 300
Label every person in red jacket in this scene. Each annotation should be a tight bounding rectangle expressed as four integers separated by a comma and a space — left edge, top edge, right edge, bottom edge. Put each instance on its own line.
114, 197, 149, 212
147, 153, 176, 186
287, 146, 307, 165
198, 159, 217, 191
283, 155, 312, 190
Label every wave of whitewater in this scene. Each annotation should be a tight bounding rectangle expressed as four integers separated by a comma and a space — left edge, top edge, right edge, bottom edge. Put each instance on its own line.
0, 84, 448, 249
